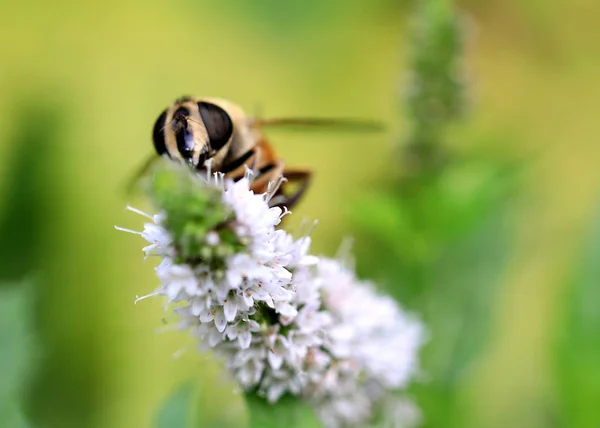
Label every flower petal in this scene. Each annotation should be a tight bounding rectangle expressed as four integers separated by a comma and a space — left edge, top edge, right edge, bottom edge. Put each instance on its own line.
275, 302, 298, 318
208, 328, 223, 347
214, 309, 227, 333
238, 331, 252, 349
266, 383, 287, 403
223, 298, 237, 322
268, 351, 284, 370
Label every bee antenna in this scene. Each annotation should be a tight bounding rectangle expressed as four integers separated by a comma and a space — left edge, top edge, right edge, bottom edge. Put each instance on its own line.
159, 116, 204, 134
160, 119, 174, 134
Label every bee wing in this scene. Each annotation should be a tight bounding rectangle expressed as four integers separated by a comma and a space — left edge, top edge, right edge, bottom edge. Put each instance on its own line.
252, 118, 385, 133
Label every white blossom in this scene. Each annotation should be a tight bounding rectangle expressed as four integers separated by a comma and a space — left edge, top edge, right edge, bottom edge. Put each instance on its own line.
119, 175, 330, 397
118, 170, 424, 428
304, 259, 425, 428
134, 177, 301, 339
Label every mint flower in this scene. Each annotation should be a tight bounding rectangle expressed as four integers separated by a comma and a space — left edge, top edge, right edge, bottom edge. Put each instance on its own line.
117, 162, 424, 427
304, 259, 425, 427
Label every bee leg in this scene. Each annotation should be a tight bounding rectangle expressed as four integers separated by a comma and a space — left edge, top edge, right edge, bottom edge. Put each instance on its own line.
272, 169, 312, 210
125, 154, 161, 195
221, 148, 257, 174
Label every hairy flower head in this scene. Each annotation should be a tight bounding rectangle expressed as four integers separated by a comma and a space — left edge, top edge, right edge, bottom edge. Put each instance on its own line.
117, 161, 425, 427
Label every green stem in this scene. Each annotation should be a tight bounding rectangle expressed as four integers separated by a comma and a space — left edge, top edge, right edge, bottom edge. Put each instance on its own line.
245, 393, 321, 428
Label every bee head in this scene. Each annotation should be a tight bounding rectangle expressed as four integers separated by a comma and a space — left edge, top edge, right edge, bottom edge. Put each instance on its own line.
151, 97, 235, 168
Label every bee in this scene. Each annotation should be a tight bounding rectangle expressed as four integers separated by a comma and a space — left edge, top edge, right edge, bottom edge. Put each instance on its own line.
144, 96, 382, 209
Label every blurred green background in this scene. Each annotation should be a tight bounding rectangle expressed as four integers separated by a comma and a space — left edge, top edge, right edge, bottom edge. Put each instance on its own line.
1, 0, 599, 427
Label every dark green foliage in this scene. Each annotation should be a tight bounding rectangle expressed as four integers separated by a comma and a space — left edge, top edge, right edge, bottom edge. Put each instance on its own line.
353, 160, 519, 304
0, 100, 84, 428
0, 106, 57, 284
554, 199, 600, 427
353, 159, 519, 427
351, 0, 523, 426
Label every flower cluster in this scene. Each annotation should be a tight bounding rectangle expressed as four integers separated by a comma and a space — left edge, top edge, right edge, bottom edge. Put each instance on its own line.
118, 164, 424, 427
304, 259, 424, 427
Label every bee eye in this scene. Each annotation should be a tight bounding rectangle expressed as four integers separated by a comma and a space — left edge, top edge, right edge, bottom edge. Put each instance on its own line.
152, 109, 168, 156
197, 102, 233, 151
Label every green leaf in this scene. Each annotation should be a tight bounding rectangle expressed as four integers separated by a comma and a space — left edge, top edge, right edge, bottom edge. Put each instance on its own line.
351, 177, 517, 426
245, 393, 321, 428
0, 106, 58, 284
0, 400, 31, 428
155, 381, 195, 428
0, 280, 36, 426
413, 201, 515, 428
555, 198, 600, 427
351, 190, 412, 252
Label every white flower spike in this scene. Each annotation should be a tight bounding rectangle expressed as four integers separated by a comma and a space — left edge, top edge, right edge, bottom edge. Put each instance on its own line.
118, 164, 424, 428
